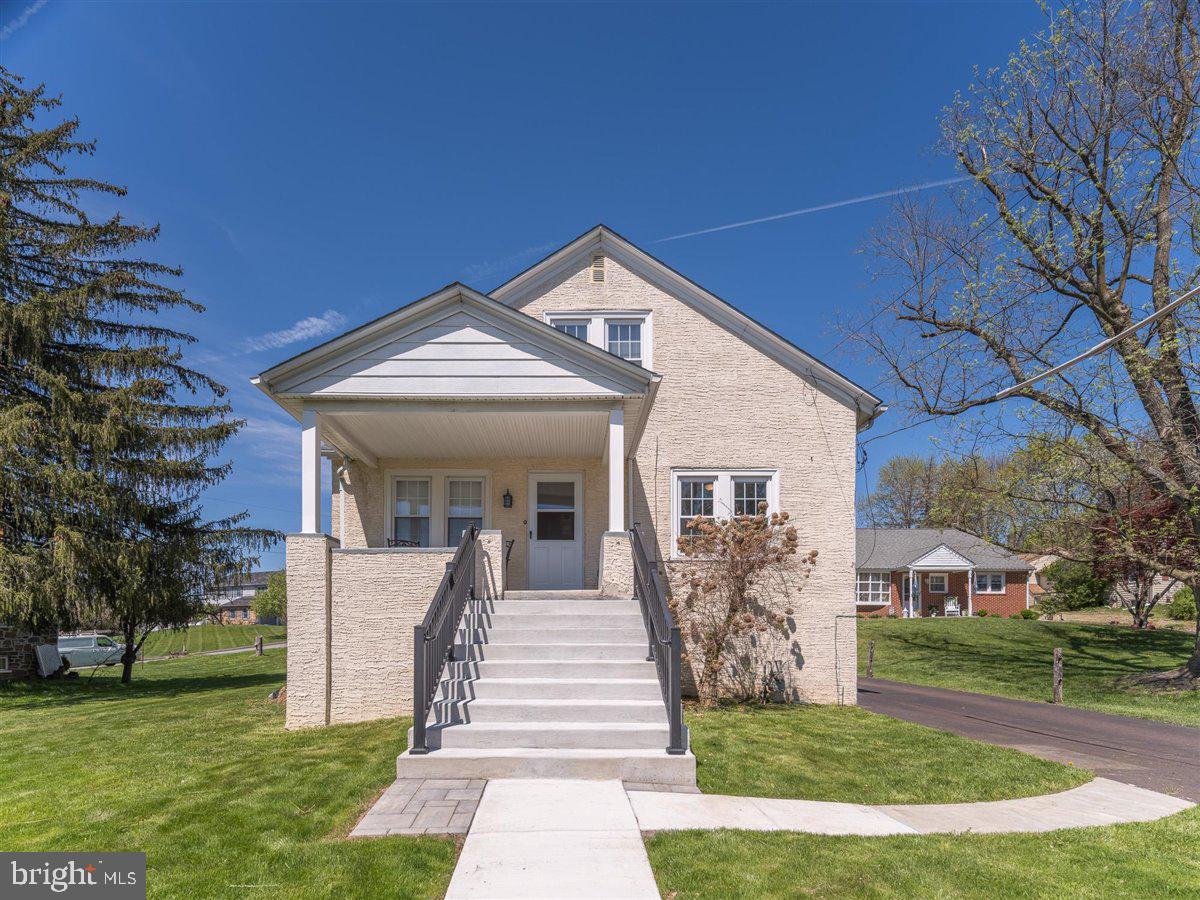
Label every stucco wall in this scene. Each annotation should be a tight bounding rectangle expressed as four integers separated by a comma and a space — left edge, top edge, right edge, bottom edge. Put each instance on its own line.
285, 533, 335, 729
514, 253, 860, 705
333, 455, 608, 591
286, 532, 506, 727
329, 547, 454, 724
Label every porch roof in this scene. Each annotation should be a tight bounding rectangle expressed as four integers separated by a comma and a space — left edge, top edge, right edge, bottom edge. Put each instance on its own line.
252, 283, 659, 464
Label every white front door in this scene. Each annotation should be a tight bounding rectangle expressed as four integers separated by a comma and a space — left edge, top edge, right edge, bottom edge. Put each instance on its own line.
528, 474, 584, 589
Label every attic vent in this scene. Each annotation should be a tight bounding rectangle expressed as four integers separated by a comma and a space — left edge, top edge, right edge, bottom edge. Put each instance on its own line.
591, 253, 605, 283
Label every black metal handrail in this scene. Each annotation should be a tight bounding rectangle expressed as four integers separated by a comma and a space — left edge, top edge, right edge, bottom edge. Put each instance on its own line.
629, 525, 685, 755
410, 524, 478, 754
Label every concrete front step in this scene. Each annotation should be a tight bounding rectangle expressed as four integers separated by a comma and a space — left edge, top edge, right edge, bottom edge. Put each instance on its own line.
431, 698, 669, 724
446, 659, 656, 679
476, 599, 641, 615
396, 747, 697, 784
463, 612, 644, 629
438, 676, 664, 701
453, 642, 649, 661
412, 721, 671, 750
457, 626, 648, 644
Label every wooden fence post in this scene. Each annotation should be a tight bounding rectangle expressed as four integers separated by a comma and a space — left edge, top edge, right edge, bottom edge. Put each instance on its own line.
1052, 647, 1063, 703
866, 640, 875, 679
255, 635, 263, 657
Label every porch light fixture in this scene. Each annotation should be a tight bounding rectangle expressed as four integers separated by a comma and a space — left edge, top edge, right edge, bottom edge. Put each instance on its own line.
502, 490, 513, 509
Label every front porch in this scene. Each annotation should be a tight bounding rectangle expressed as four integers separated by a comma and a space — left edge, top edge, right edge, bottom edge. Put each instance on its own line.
317, 398, 644, 592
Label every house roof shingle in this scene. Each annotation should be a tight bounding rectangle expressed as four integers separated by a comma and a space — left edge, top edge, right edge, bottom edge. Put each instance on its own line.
856, 528, 1032, 571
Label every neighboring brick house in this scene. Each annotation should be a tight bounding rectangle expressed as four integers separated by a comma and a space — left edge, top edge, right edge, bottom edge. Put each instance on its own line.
206, 570, 284, 625
0, 624, 58, 681
857, 528, 1032, 618
253, 224, 884, 783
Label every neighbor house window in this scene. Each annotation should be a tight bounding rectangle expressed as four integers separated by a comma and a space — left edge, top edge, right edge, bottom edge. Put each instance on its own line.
672, 470, 779, 553
553, 319, 589, 341
857, 571, 890, 605
975, 571, 1005, 593
393, 479, 431, 547
606, 321, 642, 366
927, 573, 948, 593
446, 478, 484, 546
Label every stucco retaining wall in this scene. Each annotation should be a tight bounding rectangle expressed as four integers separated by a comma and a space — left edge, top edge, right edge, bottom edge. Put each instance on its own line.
286, 530, 506, 728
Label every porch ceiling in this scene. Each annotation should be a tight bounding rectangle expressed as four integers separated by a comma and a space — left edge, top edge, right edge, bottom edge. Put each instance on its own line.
317, 398, 645, 461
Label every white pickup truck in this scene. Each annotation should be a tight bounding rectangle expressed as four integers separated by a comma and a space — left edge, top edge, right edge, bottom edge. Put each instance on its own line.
57, 635, 124, 668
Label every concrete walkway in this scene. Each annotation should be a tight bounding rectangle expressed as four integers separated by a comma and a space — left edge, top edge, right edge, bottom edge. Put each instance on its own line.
629, 777, 1193, 835
858, 677, 1200, 801
446, 779, 659, 899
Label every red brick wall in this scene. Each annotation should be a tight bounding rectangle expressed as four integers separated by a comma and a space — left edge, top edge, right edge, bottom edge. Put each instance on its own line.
857, 569, 1029, 617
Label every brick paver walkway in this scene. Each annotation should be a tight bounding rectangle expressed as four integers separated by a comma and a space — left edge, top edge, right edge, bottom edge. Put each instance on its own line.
350, 778, 486, 836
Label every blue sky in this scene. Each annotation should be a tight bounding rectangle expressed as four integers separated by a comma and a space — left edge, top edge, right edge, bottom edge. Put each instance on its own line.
2, 0, 1047, 568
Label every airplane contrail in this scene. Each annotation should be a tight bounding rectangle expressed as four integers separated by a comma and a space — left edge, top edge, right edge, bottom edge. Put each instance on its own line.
657, 175, 972, 242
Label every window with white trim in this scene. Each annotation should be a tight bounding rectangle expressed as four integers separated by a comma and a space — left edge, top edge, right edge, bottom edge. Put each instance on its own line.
393, 479, 431, 547
553, 319, 589, 341
672, 470, 779, 552
927, 573, 948, 593
857, 571, 890, 605
678, 477, 715, 537
733, 478, 769, 517
446, 478, 484, 546
606, 321, 642, 366
544, 311, 652, 368
974, 571, 1005, 593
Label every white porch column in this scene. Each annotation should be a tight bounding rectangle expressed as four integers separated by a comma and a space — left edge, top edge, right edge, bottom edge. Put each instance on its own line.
967, 567, 975, 616
301, 408, 322, 534
607, 407, 625, 532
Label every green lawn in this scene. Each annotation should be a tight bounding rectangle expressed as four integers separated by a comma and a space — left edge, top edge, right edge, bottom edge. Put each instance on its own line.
646, 811, 1200, 899
687, 704, 1089, 803
139, 623, 286, 657
858, 618, 1200, 727
0, 651, 455, 899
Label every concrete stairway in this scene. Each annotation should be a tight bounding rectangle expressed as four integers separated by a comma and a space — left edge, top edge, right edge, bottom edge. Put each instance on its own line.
396, 590, 696, 785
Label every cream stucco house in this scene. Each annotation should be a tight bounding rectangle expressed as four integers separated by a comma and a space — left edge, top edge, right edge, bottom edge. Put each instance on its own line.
254, 225, 884, 784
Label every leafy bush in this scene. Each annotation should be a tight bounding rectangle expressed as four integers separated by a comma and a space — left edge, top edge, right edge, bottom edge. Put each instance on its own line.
1019, 608, 1039, 620
976, 609, 989, 617
1166, 587, 1196, 622
1041, 560, 1111, 610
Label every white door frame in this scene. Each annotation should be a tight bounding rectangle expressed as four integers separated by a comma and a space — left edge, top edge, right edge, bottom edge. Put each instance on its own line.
527, 471, 584, 589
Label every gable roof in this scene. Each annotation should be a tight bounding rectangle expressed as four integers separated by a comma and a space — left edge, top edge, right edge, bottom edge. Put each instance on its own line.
856, 528, 1032, 571
489, 224, 886, 430
254, 282, 658, 401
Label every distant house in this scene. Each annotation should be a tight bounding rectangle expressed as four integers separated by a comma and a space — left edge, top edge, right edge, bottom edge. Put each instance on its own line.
857, 528, 1033, 617
0, 624, 58, 681
207, 570, 283, 625
1023, 553, 1184, 608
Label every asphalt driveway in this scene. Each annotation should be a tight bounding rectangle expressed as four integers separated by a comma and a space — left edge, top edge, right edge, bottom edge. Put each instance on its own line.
858, 678, 1200, 802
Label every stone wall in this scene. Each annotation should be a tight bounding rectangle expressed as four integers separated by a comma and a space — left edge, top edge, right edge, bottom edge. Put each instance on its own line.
0, 624, 57, 680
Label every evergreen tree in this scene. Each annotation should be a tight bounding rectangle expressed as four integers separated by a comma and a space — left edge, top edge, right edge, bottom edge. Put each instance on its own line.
0, 68, 275, 682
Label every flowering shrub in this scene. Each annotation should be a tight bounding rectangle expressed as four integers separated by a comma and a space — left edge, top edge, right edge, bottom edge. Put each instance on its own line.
674, 506, 815, 707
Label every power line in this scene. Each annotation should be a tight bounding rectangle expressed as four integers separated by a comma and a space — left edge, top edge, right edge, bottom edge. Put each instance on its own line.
856, 185, 1198, 450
